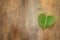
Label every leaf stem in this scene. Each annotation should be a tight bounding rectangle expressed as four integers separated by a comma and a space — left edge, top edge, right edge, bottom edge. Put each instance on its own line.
44, 16, 47, 28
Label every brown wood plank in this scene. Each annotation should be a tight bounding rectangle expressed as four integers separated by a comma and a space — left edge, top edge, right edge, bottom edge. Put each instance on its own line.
0, 0, 60, 40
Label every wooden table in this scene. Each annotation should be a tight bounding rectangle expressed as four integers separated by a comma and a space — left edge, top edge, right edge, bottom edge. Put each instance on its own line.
0, 0, 60, 40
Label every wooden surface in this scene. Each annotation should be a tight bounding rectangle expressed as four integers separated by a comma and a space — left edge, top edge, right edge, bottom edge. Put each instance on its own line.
0, 0, 60, 40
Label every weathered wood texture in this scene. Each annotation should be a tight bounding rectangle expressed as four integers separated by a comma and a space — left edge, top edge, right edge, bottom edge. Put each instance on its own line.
0, 0, 60, 40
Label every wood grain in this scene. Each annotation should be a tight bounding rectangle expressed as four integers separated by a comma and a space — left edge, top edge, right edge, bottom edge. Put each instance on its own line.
0, 0, 60, 40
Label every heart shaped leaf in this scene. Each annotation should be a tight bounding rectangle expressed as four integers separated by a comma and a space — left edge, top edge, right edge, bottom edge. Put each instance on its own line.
38, 13, 55, 29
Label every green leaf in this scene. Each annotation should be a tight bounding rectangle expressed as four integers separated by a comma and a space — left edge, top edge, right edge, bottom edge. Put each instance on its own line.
38, 13, 55, 29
